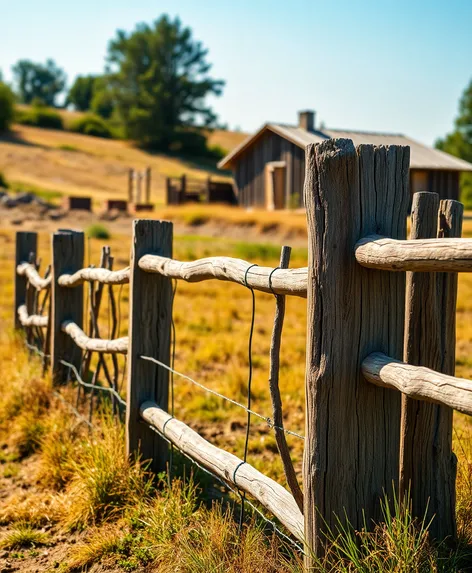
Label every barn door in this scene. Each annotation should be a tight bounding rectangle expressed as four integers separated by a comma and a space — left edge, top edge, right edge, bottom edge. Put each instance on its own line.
265, 162, 286, 210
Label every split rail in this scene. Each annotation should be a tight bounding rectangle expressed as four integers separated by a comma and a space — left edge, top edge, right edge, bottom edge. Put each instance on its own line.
12, 137, 472, 569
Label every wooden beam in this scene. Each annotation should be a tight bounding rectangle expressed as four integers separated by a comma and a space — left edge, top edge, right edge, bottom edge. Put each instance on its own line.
138, 255, 307, 298
140, 401, 304, 541
18, 305, 48, 328
15, 232, 37, 329
303, 140, 409, 563
58, 266, 130, 287
355, 235, 472, 272
62, 321, 128, 354
126, 220, 173, 475
51, 230, 84, 385
16, 262, 52, 291
363, 352, 472, 417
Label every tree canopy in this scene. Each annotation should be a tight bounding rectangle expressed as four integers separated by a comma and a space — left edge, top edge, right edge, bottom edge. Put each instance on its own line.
107, 15, 224, 150
67, 75, 97, 111
0, 82, 15, 133
436, 78, 472, 206
12, 59, 66, 107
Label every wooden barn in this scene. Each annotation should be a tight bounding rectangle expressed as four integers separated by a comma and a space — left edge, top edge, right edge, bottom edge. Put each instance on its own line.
218, 111, 472, 209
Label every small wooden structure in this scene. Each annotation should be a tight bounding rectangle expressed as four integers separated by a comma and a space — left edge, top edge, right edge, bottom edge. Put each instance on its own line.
128, 167, 152, 204
166, 175, 236, 205
64, 196, 92, 211
218, 110, 472, 209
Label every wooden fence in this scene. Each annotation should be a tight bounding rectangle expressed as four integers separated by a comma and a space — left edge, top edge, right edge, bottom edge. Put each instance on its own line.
166, 175, 236, 205
12, 137, 472, 569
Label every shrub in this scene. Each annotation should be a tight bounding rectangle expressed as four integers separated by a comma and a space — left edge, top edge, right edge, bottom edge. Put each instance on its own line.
0, 82, 15, 133
86, 224, 110, 240
69, 113, 113, 139
16, 105, 63, 130
0, 171, 8, 188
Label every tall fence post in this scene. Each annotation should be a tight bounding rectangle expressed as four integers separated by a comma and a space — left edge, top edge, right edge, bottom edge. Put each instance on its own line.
126, 219, 173, 474
128, 168, 134, 203
303, 139, 410, 563
14, 232, 37, 329
51, 230, 84, 385
400, 193, 463, 539
145, 166, 151, 203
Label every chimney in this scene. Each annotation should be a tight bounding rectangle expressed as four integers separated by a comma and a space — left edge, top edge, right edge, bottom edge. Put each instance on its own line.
298, 110, 315, 132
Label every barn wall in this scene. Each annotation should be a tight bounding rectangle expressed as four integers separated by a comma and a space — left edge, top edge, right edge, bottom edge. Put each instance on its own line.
410, 169, 460, 201
233, 131, 305, 208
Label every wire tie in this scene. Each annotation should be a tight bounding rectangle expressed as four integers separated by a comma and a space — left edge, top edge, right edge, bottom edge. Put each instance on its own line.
268, 266, 280, 296
244, 264, 259, 288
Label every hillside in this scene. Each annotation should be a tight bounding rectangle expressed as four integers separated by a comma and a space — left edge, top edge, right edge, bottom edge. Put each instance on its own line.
0, 118, 247, 207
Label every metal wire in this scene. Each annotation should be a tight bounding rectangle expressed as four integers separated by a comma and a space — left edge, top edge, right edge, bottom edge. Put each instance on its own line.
52, 390, 93, 429
59, 358, 127, 409
145, 422, 304, 553
24, 340, 50, 360
138, 355, 304, 440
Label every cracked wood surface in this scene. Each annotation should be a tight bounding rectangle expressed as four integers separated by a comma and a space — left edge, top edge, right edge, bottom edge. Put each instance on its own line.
62, 321, 128, 354
58, 266, 130, 286
138, 254, 307, 297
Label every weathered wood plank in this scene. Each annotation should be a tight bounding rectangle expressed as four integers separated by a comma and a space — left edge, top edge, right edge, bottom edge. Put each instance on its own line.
126, 220, 173, 475
363, 352, 472, 417
62, 321, 128, 354
15, 232, 37, 329
303, 140, 409, 563
51, 230, 84, 384
17, 304, 48, 328
355, 235, 472, 271
140, 401, 304, 541
138, 255, 307, 297
58, 266, 130, 287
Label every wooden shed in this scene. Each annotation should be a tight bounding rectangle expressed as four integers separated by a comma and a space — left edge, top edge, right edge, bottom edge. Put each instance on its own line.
218, 111, 472, 209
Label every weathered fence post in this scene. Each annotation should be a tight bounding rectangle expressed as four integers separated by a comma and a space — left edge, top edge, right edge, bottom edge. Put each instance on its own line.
126, 220, 173, 474
51, 230, 84, 385
145, 167, 151, 203
128, 168, 134, 203
181, 174, 186, 201
400, 192, 463, 539
303, 139, 409, 564
14, 232, 37, 329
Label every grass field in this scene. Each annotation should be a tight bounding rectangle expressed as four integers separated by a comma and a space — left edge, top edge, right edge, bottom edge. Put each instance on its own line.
1, 217, 472, 570
0, 111, 246, 209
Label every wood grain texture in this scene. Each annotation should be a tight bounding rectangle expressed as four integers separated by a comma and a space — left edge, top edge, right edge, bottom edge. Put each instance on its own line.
62, 321, 128, 354
16, 263, 52, 291
138, 254, 307, 298
58, 266, 130, 287
399, 193, 462, 540
140, 401, 304, 541
268, 246, 303, 513
126, 220, 173, 474
17, 305, 48, 328
51, 230, 84, 385
303, 139, 409, 563
363, 352, 472, 416
15, 232, 37, 329
355, 235, 472, 271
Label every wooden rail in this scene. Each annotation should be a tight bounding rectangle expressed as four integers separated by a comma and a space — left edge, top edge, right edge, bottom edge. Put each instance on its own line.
62, 321, 128, 354
58, 267, 130, 287
17, 262, 52, 291
17, 304, 48, 328
140, 401, 304, 541
138, 255, 308, 297
362, 352, 472, 417
355, 235, 472, 272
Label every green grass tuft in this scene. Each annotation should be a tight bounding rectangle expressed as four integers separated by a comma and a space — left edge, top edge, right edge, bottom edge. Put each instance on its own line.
86, 224, 111, 240
0, 524, 49, 550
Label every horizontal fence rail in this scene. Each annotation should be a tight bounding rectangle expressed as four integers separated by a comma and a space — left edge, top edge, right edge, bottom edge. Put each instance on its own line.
17, 304, 48, 328
58, 266, 130, 286
62, 321, 129, 354
362, 352, 472, 417
17, 262, 52, 291
140, 400, 304, 541
138, 254, 308, 297
355, 235, 472, 272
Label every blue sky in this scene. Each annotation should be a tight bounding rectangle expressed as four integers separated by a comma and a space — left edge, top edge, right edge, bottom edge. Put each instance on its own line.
2, 0, 471, 145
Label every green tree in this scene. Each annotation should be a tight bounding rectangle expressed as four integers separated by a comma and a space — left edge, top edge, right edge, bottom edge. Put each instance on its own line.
436, 78, 472, 207
0, 81, 15, 133
12, 59, 66, 107
107, 15, 224, 150
90, 77, 115, 119
67, 75, 97, 111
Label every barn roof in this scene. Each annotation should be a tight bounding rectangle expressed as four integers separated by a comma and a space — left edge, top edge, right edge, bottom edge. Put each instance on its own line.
218, 123, 472, 172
